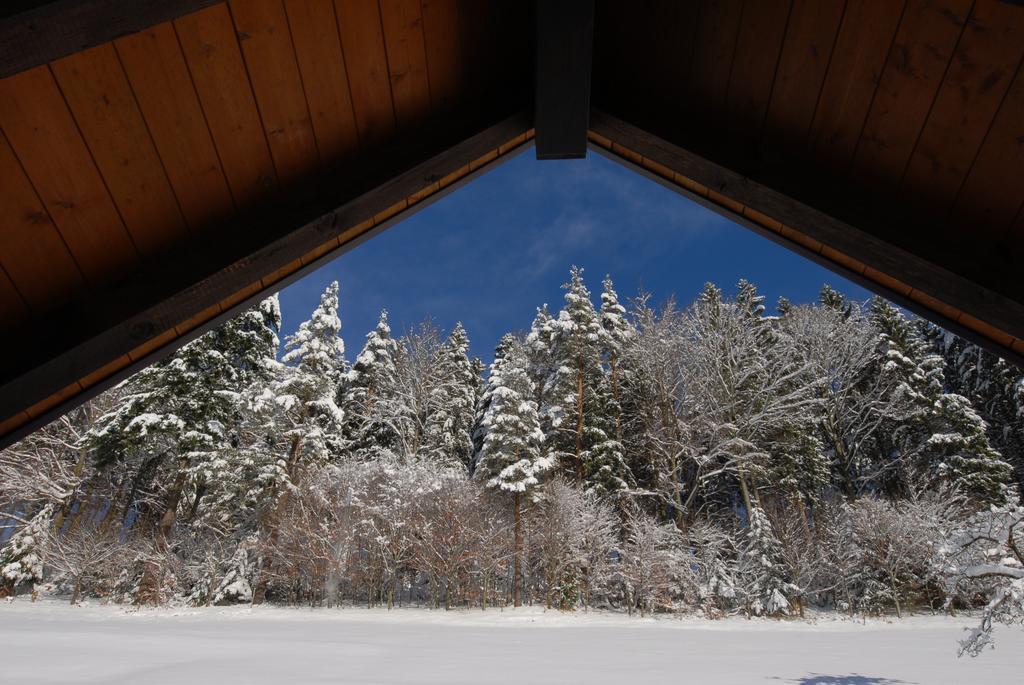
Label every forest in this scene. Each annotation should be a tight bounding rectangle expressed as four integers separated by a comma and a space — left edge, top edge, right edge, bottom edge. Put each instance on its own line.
2, 266, 1023, 656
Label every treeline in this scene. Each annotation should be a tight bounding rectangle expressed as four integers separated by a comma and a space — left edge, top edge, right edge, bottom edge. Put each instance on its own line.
2, 268, 1023, 628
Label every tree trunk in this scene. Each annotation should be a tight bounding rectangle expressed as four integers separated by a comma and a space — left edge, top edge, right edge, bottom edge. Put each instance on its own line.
890, 572, 902, 619
157, 469, 188, 542
610, 353, 622, 442
137, 466, 188, 605
253, 434, 304, 604
738, 472, 754, 521
71, 576, 82, 606
513, 492, 523, 608
575, 362, 585, 483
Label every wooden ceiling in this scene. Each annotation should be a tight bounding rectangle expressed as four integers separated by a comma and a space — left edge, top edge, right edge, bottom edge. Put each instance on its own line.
1, 0, 1023, 448
592, 0, 1024, 357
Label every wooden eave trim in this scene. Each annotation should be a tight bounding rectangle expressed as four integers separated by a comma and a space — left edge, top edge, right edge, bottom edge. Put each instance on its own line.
588, 111, 1024, 368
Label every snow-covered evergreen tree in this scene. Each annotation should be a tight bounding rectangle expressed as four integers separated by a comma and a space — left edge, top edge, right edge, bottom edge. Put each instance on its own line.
251, 287, 345, 471
423, 323, 477, 470
924, 325, 1024, 495
86, 295, 283, 602
544, 267, 634, 496
739, 505, 792, 616
525, 304, 556, 413
343, 310, 405, 461
471, 334, 518, 467
599, 275, 633, 417
0, 504, 53, 596
870, 298, 1011, 502
474, 335, 551, 606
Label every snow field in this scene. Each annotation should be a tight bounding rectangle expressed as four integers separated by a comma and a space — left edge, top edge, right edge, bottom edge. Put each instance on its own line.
2, 602, 1022, 684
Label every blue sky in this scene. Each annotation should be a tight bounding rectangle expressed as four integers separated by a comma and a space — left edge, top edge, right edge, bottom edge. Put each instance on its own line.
278, 147, 871, 362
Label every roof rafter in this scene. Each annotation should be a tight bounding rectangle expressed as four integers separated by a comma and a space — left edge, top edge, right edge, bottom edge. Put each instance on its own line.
534, 0, 594, 159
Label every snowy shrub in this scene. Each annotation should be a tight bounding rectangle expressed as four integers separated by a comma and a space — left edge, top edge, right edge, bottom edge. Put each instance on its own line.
528, 479, 617, 610
943, 505, 1024, 656
619, 505, 688, 615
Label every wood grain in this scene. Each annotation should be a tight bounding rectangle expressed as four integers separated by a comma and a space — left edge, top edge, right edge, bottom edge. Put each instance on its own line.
115, 22, 236, 231
52, 44, 188, 257
0, 66, 139, 285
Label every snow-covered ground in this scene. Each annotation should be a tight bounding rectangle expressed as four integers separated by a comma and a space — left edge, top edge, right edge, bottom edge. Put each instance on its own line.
2, 601, 1021, 684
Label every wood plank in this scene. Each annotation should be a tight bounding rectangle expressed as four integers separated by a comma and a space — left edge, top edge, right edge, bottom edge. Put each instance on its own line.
589, 110, 1024, 354
0, 110, 531, 446
0, 267, 29, 326
0, 66, 139, 286
51, 44, 189, 258
492, 0, 530, 106
283, 0, 359, 165
1010, 206, 1024, 276
456, 0, 491, 102
114, 21, 236, 230
229, 0, 319, 184
724, 0, 792, 137
951, 62, 1024, 240
687, 0, 744, 124
175, 3, 279, 205
454, 0, 527, 120
0, 0, 224, 80
849, 0, 971, 190
809, 0, 906, 173
379, 0, 432, 130
901, 1, 1024, 216
335, 0, 396, 148
0, 131, 85, 312
593, 0, 700, 138
534, 0, 594, 159
761, 0, 846, 152
650, 0, 700, 119
421, 0, 462, 113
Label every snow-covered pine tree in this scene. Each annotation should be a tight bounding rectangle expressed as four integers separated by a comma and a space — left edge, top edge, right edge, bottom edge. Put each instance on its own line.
86, 295, 282, 602
868, 297, 944, 496
471, 334, 518, 467
545, 267, 634, 496
253, 286, 346, 474
423, 323, 477, 470
0, 504, 53, 597
474, 335, 551, 606
869, 298, 1012, 502
600, 275, 634, 452
923, 324, 1024, 496
185, 296, 283, 535
249, 284, 346, 602
343, 310, 405, 461
923, 394, 1013, 504
739, 505, 793, 616
525, 304, 556, 414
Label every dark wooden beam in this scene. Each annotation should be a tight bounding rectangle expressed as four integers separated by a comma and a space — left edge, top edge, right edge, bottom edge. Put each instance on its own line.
534, 0, 594, 159
0, 0, 223, 79
0, 111, 531, 446
589, 110, 1024, 366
